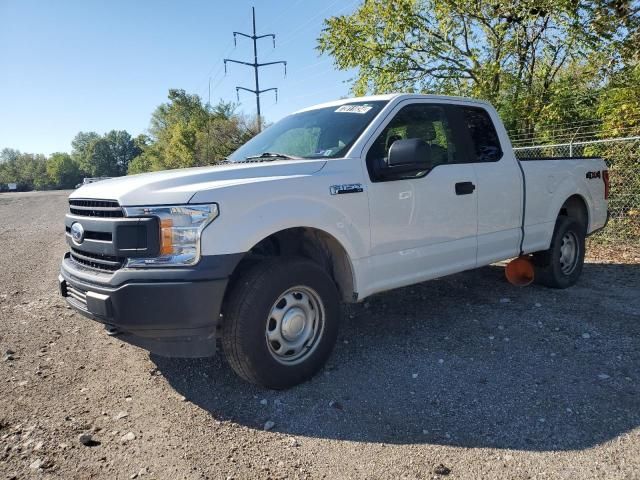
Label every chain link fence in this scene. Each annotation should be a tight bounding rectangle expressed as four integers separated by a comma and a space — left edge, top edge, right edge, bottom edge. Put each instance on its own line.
514, 136, 640, 245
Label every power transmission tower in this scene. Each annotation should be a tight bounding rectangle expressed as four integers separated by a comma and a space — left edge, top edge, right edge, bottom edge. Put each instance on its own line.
224, 6, 287, 131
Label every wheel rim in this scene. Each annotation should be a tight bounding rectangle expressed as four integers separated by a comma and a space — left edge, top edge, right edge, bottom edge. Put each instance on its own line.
265, 286, 325, 365
559, 231, 579, 275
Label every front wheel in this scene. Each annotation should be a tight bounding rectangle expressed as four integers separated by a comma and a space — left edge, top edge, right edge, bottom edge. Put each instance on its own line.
221, 257, 340, 389
532, 216, 586, 289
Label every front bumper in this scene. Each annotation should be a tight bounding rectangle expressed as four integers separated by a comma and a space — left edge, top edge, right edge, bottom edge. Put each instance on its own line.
59, 253, 242, 357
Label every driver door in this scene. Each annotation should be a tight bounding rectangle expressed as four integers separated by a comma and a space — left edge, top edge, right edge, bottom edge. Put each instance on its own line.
362, 101, 478, 294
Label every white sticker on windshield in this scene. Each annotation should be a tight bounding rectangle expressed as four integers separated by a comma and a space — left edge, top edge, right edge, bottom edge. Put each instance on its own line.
335, 105, 373, 114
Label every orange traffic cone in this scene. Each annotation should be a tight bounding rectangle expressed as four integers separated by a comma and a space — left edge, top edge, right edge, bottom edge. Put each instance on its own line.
505, 256, 535, 287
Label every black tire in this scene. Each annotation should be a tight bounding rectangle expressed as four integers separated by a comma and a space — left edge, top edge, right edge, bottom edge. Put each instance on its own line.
221, 257, 340, 389
532, 215, 586, 289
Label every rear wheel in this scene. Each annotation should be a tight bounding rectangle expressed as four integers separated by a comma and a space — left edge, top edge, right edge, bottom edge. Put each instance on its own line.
533, 216, 586, 289
221, 257, 340, 389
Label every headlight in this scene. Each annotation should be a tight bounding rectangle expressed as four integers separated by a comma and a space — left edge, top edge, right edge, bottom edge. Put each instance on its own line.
123, 203, 219, 267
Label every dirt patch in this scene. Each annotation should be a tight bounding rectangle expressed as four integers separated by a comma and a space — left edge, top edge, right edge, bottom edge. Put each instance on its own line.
1, 190, 639, 479
586, 240, 640, 264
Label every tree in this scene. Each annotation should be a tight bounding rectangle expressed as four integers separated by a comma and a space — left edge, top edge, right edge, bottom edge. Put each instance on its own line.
0, 152, 50, 190
194, 100, 257, 165
0, 151, 19, 186
100, 130, 142, 176
127, 152, 153, 175
1, 148, 20, 164
147, 89, 209, 169
71, 131, 100, 174
46, 152, 83, 189
22, 154, 49, 190
129, 90, 257, 173
71, 130, 141, 177
597, 64, 640, 136
134, 134, 151, 152
317, 0, 640, 134
127, 134, 153, 175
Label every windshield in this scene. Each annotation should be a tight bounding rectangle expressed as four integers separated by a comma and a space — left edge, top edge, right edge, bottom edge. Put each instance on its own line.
227, 100, 388, 162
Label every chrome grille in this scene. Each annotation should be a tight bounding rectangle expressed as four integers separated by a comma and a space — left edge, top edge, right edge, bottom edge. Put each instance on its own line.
69, 199, 124, 218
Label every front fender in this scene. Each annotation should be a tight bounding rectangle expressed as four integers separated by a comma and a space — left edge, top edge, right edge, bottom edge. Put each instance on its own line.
191, 174, 370, 262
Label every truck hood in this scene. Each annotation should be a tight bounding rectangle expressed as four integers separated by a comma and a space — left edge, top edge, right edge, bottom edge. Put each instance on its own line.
69, 159, 327, 206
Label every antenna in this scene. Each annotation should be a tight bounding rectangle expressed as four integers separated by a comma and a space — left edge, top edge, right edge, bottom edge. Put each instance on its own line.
223, 6, 286, 131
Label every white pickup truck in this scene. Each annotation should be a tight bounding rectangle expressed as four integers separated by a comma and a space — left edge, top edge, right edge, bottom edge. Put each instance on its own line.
59, 94, 609, 388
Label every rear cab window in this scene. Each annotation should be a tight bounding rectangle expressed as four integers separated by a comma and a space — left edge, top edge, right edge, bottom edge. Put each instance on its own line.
458, 106, 503, 162
364, 100, 505, 182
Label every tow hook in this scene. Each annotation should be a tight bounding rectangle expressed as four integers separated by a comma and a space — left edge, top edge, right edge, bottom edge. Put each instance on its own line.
104, 325, 121, 336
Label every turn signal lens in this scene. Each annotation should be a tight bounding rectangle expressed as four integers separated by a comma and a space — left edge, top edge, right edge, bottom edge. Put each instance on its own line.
159, 218, 174, 255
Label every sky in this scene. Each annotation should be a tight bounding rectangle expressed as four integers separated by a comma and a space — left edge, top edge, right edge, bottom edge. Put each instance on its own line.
0, 0, 360, 155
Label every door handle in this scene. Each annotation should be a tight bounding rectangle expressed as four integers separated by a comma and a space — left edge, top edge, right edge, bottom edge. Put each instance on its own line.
455, 182, 476, 195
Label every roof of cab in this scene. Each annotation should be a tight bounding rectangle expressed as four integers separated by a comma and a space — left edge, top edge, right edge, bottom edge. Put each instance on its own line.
293, 93, 491, 114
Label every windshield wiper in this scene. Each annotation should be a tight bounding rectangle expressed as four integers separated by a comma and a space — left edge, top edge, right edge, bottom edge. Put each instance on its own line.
243, 152, 302, 162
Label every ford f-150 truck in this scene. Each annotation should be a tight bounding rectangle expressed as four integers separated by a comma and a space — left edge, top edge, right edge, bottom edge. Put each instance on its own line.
59, 94, 608, 389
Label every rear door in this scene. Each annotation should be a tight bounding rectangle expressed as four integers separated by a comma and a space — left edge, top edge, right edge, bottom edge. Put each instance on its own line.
454, 105, 523, 265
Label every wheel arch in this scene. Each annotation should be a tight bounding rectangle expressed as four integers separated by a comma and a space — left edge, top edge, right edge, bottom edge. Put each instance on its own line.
226, 227, 357, 303
557, 194, 589, 231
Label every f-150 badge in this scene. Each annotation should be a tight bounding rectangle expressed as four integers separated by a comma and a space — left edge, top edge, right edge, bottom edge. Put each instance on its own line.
330, 184, 364, 195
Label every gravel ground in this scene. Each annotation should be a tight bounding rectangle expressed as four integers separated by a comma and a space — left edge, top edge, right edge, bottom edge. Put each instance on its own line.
1, 190, 640, 480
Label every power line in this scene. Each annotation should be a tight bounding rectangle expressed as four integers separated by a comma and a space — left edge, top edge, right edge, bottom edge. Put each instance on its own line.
283, 65, 338, 90
223, 6, 287, 131
294, 57, 333, 73
259, 0, 359, 63
285, 84, 348, 102
279, 0, 358, 47
194, 41, 234, 97
257, 0, 307, 34
194, 12, 254, 99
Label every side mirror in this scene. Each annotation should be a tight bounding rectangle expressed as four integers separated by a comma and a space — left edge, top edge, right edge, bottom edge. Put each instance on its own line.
382, 138, 431, 177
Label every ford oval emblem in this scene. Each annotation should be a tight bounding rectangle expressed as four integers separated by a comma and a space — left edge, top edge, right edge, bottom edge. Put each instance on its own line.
70, 222, 85, 245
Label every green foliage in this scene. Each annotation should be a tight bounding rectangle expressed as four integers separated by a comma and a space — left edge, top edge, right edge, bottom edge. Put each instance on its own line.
129, 89, 257, 173
597, 65, 640, 136
0, 151, 49, 191
2, 89, 247, 188
71, 131, 100, 174
46, 153, 83, 189
1, 128, 140, 191
318, 0, 639, 134
72, 130, 141, 177
1, 148, 20, 164
317, 0, 639, 243
127, 153, 153, 175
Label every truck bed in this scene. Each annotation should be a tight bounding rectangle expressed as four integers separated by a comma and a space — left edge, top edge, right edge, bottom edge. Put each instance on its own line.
518, 156, 608, 254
